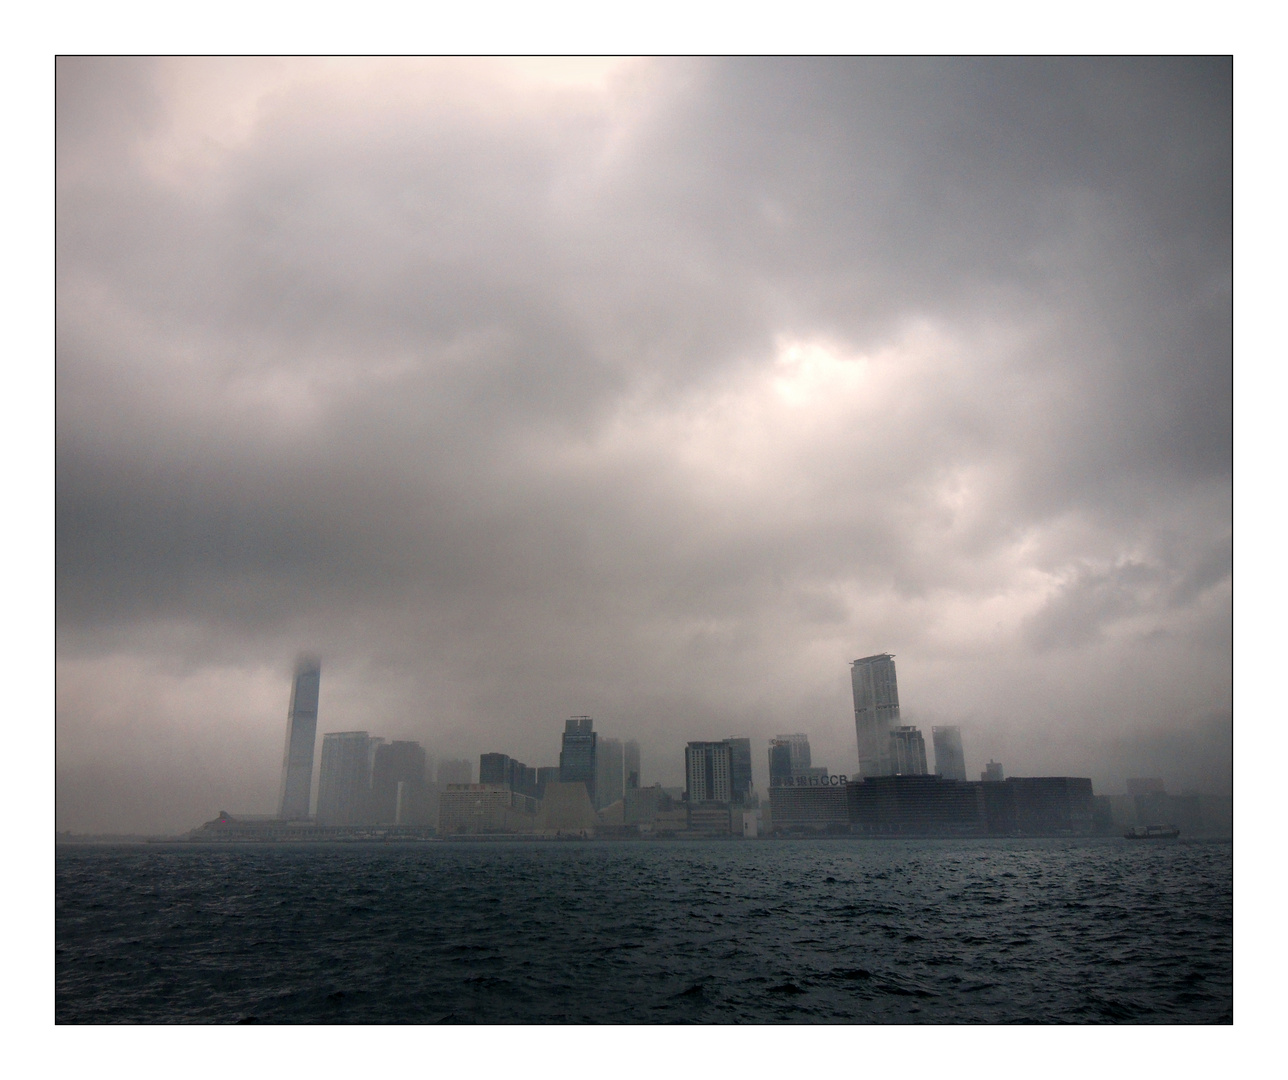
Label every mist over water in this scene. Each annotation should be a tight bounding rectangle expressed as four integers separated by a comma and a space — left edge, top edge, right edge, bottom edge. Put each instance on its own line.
56, 839, 1231, 1023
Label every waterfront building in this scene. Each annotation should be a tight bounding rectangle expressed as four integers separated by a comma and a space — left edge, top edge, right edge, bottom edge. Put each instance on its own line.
624, 783, 663, 827
981, 760, 1004, 783
624, 740, 641, 789
535, 780, 598, 835
685, 741, 733, 803
687, 802, 736, 837
980, 777, 1096, 836
769, 781, 850, 833
931, 726, 967, 782
437, 758, 474, 785
559, 716, 598, 805
317, 731, 377, 826
1125, 779, 1203, 834
851, 654, 901, 777
438, 784, 525, 834
848, 775, 987, 836
890, 726, 929, 775
370, 740, 427, 824
596, 737, 624, 810
277, 655, 322, 820
188, 811, 437, 842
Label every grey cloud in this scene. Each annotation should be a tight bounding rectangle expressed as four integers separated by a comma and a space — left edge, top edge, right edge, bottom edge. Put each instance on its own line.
56, 58, 1231, 832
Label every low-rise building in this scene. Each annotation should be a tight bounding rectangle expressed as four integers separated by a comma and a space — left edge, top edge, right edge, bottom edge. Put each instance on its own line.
849, 774, 987, 836
438, 784, 538, 835
981, 776, 1096, 836
688, 802, 736, 837
769, 780, 850, 833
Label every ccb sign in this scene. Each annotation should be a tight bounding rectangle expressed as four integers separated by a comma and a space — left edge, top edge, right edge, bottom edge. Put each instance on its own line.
771, 774, 848, 788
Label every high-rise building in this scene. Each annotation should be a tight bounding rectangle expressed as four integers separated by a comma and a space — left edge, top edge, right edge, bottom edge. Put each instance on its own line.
768, 734, 830, 789
624, 740, 641, 790
559, 717, 598, 805
931, 726, 967, 781
437, 758, 474, 785
596, 737, 624, 809
685, 741, 733, 803
370, 741, 427, 824
277, 655, 322, 820
481, 753, 540, 798
851, 654, 901, 777
768, 738, 795, 787
777, 733, 812, 771
981, 760, 1004, 783
890, 726, 929, 775
726, 737, 753, 806
479, 753, 512, 786
317, 731, 377, 825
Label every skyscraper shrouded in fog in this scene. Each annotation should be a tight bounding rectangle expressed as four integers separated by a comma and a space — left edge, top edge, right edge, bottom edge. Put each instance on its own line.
932, 726, 967, 781
559, 716, 598, 805
726, 737, 753, 805
370, 741, 427, 823
624, 740, 641, 789
890, 726, 929, 775
316, 730, 378, 825
277, 655, 321, 820
852, 653, 901, 777
596, 737, 624, 809
769, 733, 814, 785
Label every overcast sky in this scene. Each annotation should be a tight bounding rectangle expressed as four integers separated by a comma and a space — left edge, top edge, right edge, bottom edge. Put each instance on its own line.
55, 57, 1231, 833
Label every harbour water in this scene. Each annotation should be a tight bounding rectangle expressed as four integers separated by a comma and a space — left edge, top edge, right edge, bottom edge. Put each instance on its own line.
55, 837, 1232, 1024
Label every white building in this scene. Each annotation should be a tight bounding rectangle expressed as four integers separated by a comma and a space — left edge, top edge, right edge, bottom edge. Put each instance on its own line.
851, 653, 901, 777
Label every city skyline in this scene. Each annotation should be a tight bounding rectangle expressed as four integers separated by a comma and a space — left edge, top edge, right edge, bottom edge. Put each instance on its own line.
56, 58, 1231, 834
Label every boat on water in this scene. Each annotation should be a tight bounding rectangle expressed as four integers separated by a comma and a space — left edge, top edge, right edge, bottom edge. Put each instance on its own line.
1124, 824, 1181, 839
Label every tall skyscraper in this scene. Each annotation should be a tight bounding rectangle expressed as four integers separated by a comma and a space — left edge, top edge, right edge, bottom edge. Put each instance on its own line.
317, 731, 376, 825
624, 740, 641, 789
480, 753, 540, 797
889, 726, 929, 775
685, 741, 733, 803
596, 737, 624, 809
931, 726, 967, 781
277, 655, 321, 820
479, 753, 513, 786
777, 733, 812, 772
768, 738, 794, 786
559, 716, 598, 805
981, 760, 1004, 783
370, 741, 427, 823
726, 737, 753, 806
852, 653, 901, 777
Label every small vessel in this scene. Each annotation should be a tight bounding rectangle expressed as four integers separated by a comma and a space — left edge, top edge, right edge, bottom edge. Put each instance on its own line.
1124, 824, 1181, 839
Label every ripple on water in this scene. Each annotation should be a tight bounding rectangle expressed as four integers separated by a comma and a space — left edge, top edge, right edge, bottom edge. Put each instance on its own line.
56, 838, 1231, 1024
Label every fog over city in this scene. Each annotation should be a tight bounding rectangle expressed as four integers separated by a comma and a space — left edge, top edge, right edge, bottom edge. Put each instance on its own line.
55, 57, 1231, 834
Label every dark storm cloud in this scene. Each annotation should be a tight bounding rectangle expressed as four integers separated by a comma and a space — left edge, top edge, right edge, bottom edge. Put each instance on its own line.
55, 58, 1231, 832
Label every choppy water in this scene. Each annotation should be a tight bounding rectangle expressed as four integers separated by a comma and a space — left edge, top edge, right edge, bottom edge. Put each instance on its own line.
56, 838, 1231, 1023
